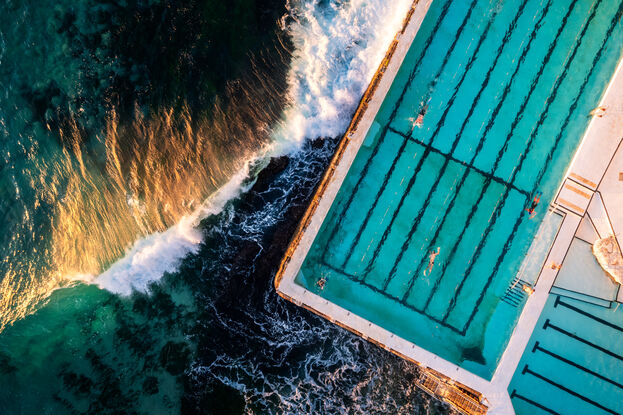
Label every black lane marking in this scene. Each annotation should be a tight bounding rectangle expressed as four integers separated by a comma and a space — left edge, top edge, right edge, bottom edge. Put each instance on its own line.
523, 365, 619, 415
339, 133, 411, 269
305, 0, 623, 354
530, 0, 623, 191
415, 0, 576, 317
397, 0, 542, 296
454, 0, 620, 331
543, 319, 623, 361
352, 0, 482, 281
402, 134, 530, 196
510, 390, 561, 414
443, 0, 603, 328
319, 259, 464, 334
379, 0, 531, 294
320, 0, 455, 261
555, 297, 623, 333
533, 341, 623, 390
404, 0, 552, 288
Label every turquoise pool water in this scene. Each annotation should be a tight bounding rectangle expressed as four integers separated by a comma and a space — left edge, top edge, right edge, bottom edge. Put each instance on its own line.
296, 0, 623, 379
509, 295, 623, 414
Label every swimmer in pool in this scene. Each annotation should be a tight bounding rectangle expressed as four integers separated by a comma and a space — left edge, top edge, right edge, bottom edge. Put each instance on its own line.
424, 247, 440, 276
526, 191, 542, 219
414, 104, 428, 128
316, 277, 326, 290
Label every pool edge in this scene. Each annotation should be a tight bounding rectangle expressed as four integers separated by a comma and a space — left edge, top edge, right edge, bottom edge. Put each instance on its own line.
275, 1, 491, 413
275, 1, 623, 414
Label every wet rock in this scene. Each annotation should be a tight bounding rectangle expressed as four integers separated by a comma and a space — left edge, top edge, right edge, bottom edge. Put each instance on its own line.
251, 156, 290, 194
183, 381, 245, 415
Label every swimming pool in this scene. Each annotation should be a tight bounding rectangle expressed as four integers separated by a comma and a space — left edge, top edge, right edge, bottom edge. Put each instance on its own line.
295, 0, 623, 379
509, 295, 623, 414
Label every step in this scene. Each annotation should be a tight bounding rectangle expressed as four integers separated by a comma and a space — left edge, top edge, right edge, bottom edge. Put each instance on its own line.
550, 286, 612, 308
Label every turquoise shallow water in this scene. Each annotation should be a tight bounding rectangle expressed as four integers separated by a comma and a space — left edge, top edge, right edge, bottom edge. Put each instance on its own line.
0, 0, 450, 413
509, 295, 623, 414
0, 141, 444, 414
297, 0, 623, 379
0, 0, 289, 330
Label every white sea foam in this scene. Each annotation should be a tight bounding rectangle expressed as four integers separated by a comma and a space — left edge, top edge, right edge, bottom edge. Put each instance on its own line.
271, 0, 413, 154
92, 166, 252, 295
93, 0, 414, 295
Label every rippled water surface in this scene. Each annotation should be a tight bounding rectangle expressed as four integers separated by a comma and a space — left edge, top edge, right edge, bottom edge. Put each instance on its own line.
0, 0, 447, 413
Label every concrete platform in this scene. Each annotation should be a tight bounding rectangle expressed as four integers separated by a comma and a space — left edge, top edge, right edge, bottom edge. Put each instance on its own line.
275, 1, 623, 413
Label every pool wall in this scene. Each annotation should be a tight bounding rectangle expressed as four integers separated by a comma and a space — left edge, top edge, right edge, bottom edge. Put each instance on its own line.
274, 0, 623, 413
275, 0, 432, 293
274, 1, 490, 413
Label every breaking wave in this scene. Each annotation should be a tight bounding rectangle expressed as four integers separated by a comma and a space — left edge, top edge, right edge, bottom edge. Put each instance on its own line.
92, 0, 414, 297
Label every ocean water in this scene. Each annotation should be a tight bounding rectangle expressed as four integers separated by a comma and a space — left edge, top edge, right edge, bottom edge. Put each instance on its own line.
0, 0, 447, 413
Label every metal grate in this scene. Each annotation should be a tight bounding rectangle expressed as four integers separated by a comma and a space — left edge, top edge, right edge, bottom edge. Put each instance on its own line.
417, 371, 488, 415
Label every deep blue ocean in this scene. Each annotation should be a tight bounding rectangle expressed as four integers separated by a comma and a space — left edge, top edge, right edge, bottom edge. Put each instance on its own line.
0, 0, 446, 413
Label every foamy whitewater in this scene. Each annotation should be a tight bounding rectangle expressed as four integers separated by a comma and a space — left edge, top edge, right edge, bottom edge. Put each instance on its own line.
93, 0, 414, 296
94, 166, 254, 294
0, 2, 444, 413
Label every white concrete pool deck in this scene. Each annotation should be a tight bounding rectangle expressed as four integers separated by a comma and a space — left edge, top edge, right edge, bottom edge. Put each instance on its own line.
275, 1, 623, 413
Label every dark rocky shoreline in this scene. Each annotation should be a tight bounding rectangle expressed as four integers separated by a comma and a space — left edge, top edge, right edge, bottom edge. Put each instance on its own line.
182, 138, 450, 414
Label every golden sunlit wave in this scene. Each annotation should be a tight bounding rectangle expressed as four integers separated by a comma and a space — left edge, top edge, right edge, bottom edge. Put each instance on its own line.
0, 51, 289, 330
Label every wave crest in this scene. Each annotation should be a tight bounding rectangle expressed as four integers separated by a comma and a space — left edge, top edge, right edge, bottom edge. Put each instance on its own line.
87, 0, 413, 296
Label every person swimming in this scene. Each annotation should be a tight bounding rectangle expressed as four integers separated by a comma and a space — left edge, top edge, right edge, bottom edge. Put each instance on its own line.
316, 277, 326, 290
413, 104, 428, 128
412, 97, 431, 129
526, 191, 541, 219
423, 247, 440, 276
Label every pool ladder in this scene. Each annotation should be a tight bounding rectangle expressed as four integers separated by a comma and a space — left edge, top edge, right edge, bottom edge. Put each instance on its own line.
501, 277, 532, 307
